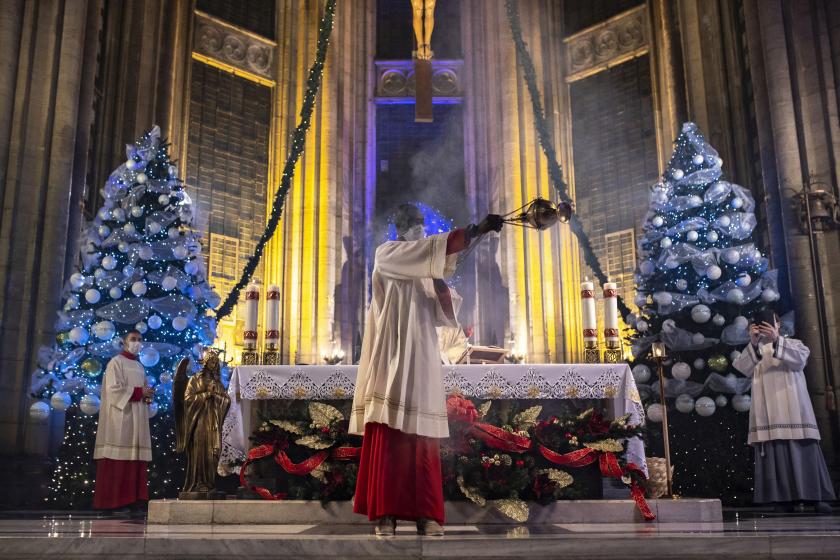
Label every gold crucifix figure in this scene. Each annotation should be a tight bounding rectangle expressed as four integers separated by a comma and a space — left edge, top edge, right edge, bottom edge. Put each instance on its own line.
410, 0, 436, 122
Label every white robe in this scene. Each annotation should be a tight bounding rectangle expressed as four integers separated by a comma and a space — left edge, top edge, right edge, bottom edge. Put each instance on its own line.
93, 354, 152, 461
733, 337, 820, 444
349, 233, 458, 439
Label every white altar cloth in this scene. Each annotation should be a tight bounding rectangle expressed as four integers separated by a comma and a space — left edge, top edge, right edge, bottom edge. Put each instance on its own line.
219, 363, 647, 475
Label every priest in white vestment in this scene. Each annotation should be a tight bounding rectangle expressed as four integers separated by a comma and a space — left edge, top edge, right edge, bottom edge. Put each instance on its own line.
351, 204, 502, 536
93, 330, 154, 510
733, 310, 835, 514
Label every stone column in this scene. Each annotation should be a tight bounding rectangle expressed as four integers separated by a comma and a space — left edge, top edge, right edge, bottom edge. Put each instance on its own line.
744, 0, 840, 474
0, 0, 103, 460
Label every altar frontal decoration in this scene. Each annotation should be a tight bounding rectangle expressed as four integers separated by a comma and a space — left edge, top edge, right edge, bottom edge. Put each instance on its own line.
238, 398, 654, 522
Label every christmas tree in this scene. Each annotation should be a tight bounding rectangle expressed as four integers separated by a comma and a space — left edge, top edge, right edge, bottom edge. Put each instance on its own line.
628, 122, 782, 503
30, 126, 221, 507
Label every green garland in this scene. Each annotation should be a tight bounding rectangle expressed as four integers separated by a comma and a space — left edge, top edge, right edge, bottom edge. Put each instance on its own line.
216, 0, 337, 321
504, 0, 631, 319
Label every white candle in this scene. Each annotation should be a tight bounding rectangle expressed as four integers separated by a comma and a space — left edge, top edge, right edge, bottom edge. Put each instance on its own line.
603, 281, 619, 343
244, 283, 260, 350
265, 284, 280, 349
581, 279, 597, 343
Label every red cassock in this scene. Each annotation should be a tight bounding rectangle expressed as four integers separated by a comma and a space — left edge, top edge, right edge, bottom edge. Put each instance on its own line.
93, 384, 149, 509
353, 229, 468, 523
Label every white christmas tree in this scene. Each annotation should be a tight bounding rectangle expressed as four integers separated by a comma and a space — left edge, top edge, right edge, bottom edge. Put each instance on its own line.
628, 122, 782, 501
30, 126, 221, 507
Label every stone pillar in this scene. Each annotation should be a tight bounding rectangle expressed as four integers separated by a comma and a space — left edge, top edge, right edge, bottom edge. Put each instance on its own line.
744, 0, 840, 476
0, 0, 103, 460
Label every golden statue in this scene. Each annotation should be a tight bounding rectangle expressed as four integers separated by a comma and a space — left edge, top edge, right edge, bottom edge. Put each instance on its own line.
174, 352, 231, 499
411, 0, 436, 60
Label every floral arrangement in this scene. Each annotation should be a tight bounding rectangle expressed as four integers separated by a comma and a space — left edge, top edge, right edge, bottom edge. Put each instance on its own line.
238, 396, 654, 521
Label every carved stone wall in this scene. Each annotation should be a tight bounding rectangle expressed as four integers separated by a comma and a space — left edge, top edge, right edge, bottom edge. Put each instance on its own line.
375, 60, 464, 102
194, 10, 276, 81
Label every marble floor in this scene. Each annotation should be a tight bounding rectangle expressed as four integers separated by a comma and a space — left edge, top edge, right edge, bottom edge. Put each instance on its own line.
0, 510, 837, 559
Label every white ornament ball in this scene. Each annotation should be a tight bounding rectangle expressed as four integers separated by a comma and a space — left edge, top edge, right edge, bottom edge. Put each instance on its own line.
172, 245, 188, 260
147, 315, 163, 330
85, 288, 101, 304
131, 281, 147, 296
109, 287, 122, 300
138, 245, 153, 260
50, 392, 72, 411
636, 320, 649, 333
98, 225, 111, 238
80, 394, 101, 415
761, 288, 779, 302
161, 276, 177, 291
159, 372, 172, 384
111, 208, 126, 222
652, 216, 665, 228
125, 158, 137, 170
130, 206, 143, 218
733, 316, 749, 330
118, 241, 130, 253
706, 265, 722, 280
148, 222, 162, 235
29, 401, 51, 421
692, 332, 706, 345
693, 358, 706, 370
70, 272, 85, 289
632, 364, 652, 384
168, 227, 179, 239
69, 326, 90, 345
675, 278, 688, 291
97, 208, 111, 221
123, 264, 135, 278
65, 295, 80, 310
722, 248, 740, 264
672, 169, 685, 180
646, 403, 664, 423
691, 304, 712, 323
714, 396, 728, 409
732, 394, 752, 412
706, 231, 719, 243
672, 362, 691, 381
93, 268, 106, 280
101, 255, 117, 271
640, 260, 656, 276
660, 237, 673, 249
717, 215, 731, 228
712, 314, 726, 326
135, 322, 148, 334
675, 394, 695, 413
728, 288, 745, 304
172, 316, 189, 331
635, 293, 648, 307
686, 230, 699, 242
184, 261, 199, 276
168, 164, 178, 177
123, 222, 136, 235
654, 291, 673, 306
158, 194, 170, 205
136, 172, 148, 184
731, 197, 744, 209
694, 396, 716, 417
692, 154, 705, 165
139, 346, 160, 367
148, 401, 159, 418
93, 320, 116, 341
730, 350, 742, 362
736, 273, 752, 287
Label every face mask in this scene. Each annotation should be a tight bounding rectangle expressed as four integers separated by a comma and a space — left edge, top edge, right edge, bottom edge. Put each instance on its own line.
402, 224, 425, 241
126, 340, 142, 355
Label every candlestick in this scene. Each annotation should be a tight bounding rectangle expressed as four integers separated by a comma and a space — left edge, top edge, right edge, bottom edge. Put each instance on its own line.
581, 278, 599, 362
244, 283, 260, 350
603, 281, 622, 363
263, 285, 280, 365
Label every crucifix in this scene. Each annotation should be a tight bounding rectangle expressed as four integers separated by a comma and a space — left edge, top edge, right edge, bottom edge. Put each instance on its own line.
411, 0, 436, 122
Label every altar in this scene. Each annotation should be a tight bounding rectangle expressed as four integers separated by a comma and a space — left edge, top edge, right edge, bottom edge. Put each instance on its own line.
219, 363, 648, 476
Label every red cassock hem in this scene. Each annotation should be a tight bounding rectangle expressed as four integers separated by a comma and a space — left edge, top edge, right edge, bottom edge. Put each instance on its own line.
353, 422, 445, 523
93, 459, 149, 509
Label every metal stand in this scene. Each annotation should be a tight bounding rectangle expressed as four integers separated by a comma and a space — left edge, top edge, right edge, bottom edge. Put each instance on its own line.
584, 341, 600, 363
655, 356, 674, 498
241, 350, 259, 366
603, 341, 622, 363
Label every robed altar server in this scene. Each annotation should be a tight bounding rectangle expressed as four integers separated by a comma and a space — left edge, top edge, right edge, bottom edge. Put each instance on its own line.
350, 204, 502, 536
93, 330, 154, 510
733, 310, 835, 513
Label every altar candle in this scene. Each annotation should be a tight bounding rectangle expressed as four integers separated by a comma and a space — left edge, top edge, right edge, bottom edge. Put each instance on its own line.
603, 281, 619, 343
244, 283, 260, 350
581, 278, 597, 343
265, 284, 280, 349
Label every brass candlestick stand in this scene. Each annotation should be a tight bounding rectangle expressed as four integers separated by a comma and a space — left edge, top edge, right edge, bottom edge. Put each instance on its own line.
262, 345, 280, 365
652, 341, 675, 498
242, 348, 259, 365
603, 339, 623, 363
584, 340, 600, 363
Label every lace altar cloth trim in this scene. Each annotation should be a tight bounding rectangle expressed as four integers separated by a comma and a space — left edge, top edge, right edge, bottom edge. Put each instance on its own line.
219, 363, 646, 476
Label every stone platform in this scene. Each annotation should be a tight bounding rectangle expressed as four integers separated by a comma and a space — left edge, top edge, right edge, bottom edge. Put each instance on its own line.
148, 498, 722, 525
